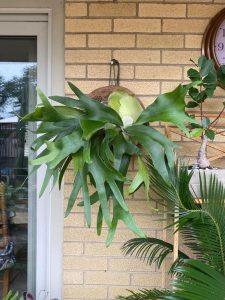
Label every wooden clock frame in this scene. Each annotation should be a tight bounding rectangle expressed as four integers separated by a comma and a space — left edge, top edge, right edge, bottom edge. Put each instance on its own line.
202, 8, 225, 69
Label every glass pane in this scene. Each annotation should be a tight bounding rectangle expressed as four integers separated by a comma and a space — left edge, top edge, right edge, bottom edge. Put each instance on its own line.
0, 37, 37, 294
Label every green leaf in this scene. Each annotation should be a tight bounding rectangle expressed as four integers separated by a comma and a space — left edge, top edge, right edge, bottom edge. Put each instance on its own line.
136, 85, 198, 135
171, 260, 225, 300
68, 82, 123, 126
187, 68, 201, 81
64, 172, 82, 217
201, 117, 210, 129
106, 198, 146, 246
49, 95, 83, 109
198, 55, 207, 68
126, 125, 176, 183
80, 166, 91, 227
36, 87, 64, 121
128, 157, 150, 197
121, 237, 188, 269
199, 58, 214, 77
80, 119, 105, 140
97, 206, 103, 236
205, 129, 215, 140
217, 65, 225, 88
59, 155, 72, 189
188, 87, 199, 100
186, 101, 199, 108
190, 128, 204, 138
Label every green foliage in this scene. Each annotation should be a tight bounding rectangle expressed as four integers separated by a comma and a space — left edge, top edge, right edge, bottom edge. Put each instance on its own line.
168, 260, 225, 300
3, 291, 23, 300
186, 56, 225, 146
23, 82, 193, 244
117, 289, 172, 300
118, 163, 225, 299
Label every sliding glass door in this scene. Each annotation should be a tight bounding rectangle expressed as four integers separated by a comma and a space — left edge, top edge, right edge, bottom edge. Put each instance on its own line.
0, 36, 37, 293
0, 20, 48, 296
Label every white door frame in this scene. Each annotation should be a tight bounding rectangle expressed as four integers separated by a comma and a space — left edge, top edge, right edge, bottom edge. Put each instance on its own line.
0, 1, 64, 299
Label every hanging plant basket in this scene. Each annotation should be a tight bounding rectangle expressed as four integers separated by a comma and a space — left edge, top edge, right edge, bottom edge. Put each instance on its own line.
88, 85, 142, 105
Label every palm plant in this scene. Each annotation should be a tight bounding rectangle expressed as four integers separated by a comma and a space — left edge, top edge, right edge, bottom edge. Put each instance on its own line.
117, 161, 225, 300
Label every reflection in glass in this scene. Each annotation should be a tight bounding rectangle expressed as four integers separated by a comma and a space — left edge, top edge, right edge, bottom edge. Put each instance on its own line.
0, 37, 37, 294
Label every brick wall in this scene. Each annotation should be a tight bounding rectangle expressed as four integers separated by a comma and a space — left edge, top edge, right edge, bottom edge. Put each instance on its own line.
64, 1, 225, 299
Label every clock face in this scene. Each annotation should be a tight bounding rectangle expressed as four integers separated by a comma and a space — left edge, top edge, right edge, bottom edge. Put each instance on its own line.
202, 8, 225, 68
214, 19, 225, 66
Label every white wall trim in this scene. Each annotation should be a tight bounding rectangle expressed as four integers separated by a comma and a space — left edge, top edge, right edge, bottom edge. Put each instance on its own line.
0, 1, 64, 299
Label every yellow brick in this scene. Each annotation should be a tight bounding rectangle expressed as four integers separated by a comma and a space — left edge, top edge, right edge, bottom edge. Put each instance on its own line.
63, 242, 84, 256
65, 3, 87, 17
134, 215, 162, 229
64, 228, 107, 242
65, 65, 86, 79
119, 81, 160, 95
64, 169, 76, 184
139, 4, 186, 17
131, 272, 162, 286
162, 50, 199, 64
65, 34, 86, 48
65, 80, 109, 94
84, 242, 122, 256
63, 270, 83, 284
119, 0, 163, 1
114, 19, 161, 33
137, 34, 184, 48
167, 0, 211, 2
135, 66, 182, 80
65, 50, 111, 63
64, 213, 84, 227
88, 34, 135, 48
85, 271, 130, 285
108, 286, 133, 299
109, 258, 155, 272
64, 256, 107, 270
89, 3, 136, 17
65, 19, 112, 33
88, 64, 134, 79
139, 96, 156, 107
163, 19, 208, 33
161, 81, 182, 93
188, 4, 224, 18
114, 50, 160, 64
64, 285, 107, 299
185, 35, 202, 49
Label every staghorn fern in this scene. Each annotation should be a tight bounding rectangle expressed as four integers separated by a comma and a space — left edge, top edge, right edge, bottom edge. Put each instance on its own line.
23, 83, 195, 244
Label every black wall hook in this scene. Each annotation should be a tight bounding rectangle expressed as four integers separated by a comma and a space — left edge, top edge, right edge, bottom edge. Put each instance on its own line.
109, 59, 120, 86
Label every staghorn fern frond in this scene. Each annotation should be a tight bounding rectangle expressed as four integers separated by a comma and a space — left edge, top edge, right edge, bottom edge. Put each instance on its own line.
121, 237, 189, 269
116, 288, 172, 300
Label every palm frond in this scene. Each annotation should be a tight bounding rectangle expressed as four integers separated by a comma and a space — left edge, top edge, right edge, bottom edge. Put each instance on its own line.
122, 237, 189, 269
116, 288, 172, 300
166, 259, 225, 300
176, 173, 225, 274
148, 159, 225, 274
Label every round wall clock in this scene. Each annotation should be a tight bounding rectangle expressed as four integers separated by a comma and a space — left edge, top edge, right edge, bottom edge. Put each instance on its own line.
202, 8, 225, 68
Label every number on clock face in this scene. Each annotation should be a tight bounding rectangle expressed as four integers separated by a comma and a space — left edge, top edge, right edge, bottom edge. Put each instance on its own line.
215, 20, 225, 65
